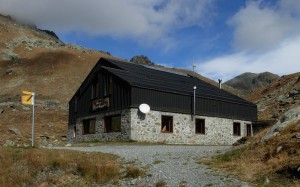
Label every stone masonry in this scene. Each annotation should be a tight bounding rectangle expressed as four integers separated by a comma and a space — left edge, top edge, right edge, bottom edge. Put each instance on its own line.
68, 109, 131, 143
68, 108, 252, 145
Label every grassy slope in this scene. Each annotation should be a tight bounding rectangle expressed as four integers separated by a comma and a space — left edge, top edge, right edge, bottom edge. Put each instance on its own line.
201, 120, 300, 186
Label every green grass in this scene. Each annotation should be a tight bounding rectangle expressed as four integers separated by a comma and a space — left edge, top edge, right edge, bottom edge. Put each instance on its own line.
215, 147, 246, 162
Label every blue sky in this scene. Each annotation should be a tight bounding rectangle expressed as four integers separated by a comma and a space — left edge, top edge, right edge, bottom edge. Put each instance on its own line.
1, 0, 300, 81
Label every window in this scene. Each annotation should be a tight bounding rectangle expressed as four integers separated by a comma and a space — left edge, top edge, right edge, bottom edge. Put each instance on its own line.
91, 80, 99, 99
104, 75, 113, 96
74, 96, 78, 113
161, 115, 173, 133
82, 118, 96, 135
195, 119, 205, 134
73, 126, 76, 138
246, 124, 252, 137
233, 122, 241, 136
104, 115, 121, 133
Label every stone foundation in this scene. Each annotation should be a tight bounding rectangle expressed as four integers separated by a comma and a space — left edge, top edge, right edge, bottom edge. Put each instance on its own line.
68, 108, 252, 145
68, 109, 131, 143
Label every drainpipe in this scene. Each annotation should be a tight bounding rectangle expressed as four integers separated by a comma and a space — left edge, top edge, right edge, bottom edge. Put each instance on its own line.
193, 86, 197, 119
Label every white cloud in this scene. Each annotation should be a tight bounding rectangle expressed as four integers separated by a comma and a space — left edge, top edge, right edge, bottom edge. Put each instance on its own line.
193, 0, 300, 82
195, 36, 300, 81
0, 0, 214, 45
229, 0, 300, 51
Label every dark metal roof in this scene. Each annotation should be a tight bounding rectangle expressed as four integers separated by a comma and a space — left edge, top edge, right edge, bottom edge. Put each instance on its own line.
99, 58, 255, 107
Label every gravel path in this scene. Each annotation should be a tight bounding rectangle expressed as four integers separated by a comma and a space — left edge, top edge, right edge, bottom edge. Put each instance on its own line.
54, 145, 249, 187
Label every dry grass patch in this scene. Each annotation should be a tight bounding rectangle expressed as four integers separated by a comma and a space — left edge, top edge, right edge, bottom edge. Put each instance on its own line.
199, 121, 300, 186
125, 165, 146, 178
0, 147, 120, 186
155, 179, 166, 187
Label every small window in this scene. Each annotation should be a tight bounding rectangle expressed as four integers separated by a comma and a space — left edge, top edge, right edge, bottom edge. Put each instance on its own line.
73, 126, 76, 138
195, 119, 205, 134
161, 115, 173, 133
74, 96, 78, 113
246, 124, 252, 137
104, 75, 113, 96
104, 115, 121, 133
91, 80, 99, 99
233, 122, 241, 136
82, 118, 96, 135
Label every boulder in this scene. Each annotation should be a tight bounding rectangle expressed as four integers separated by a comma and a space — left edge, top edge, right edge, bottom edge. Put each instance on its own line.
61, 135, 67, 141
5, 69, 12, 74
289, 89, 300, 97
4, 140, 15, 147
276, 146, 283, 154
42, 101, 59, 109
23, 143, 30, 148
279, 98, 292, 106
262, 106, 300, 141
22, 106, 30, 111
292, 133, 300, 139
0, 108, 3, 114
8, 128, 21, 135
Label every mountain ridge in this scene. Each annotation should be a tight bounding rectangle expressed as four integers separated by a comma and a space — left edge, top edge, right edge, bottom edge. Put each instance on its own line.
225, 72, 280, 95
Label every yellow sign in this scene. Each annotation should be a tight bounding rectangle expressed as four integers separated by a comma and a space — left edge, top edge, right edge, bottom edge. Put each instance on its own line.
22, 91, 33, 95
22, 91, 34, 105
22, 95, 33, 105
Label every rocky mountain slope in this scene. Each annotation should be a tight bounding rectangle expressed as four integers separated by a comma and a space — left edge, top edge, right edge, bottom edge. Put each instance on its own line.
225, 72, 279, 95
0, 14, 117, 146
247, 72, 300, 121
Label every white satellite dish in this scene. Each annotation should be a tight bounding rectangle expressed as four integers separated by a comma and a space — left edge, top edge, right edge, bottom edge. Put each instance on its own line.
139, 103, 150, 114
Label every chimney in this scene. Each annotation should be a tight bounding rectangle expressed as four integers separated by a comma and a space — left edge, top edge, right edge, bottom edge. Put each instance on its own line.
218, 79, 222, 89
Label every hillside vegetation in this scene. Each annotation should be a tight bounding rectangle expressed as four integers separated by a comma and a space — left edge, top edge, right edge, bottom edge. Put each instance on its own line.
203, 76, 300, 186
203, 119, 300, 186
0, 146, 120, 186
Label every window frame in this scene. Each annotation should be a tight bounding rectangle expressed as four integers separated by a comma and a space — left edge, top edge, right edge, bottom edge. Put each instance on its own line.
195, 118, 205, 135
82, 118, 96, 135
104, 115, 121, 133
233, 122, 241, 136
161, 115, 173, 133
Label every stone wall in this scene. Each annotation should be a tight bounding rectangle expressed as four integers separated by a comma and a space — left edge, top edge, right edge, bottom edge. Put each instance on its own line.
68, 109, 131, 143
68, 108, 252, 145
130, 109, 252, 145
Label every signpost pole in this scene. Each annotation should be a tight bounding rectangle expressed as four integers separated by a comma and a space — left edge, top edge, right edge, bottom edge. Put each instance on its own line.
31, 93, 35, 147
193, 86, 196, 120
21, 91, 35, 147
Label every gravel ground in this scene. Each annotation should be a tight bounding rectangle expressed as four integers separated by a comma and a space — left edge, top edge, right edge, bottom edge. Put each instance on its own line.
54, 145, 250, 187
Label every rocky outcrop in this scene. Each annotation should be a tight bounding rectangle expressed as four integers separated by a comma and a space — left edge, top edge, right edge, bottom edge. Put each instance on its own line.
262, 106, 300, 141
247, 73, 300, 120
130, 55, 155, 66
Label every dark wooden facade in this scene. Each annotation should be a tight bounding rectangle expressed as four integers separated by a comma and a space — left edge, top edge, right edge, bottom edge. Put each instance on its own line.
69, 58, 257, 126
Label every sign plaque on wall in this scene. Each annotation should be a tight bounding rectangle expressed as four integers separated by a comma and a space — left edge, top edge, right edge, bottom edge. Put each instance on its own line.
92, 97, 110, 111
